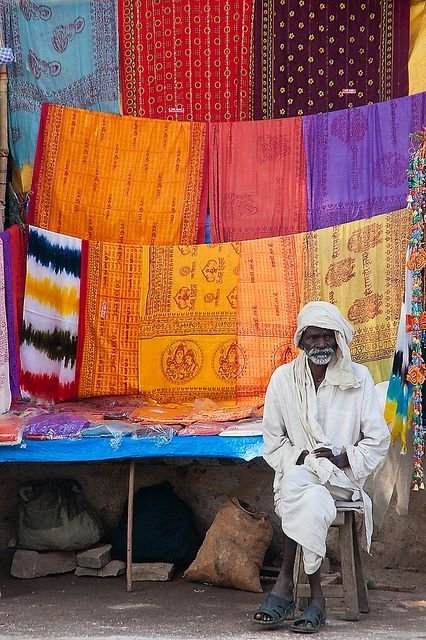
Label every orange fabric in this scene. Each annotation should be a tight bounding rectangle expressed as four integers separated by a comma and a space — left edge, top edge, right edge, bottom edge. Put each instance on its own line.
29, 104, 207, 245
77, 241, 143, 398
236, 234, 304, 402
209, 118, 307, 242
138, 243, 240, 403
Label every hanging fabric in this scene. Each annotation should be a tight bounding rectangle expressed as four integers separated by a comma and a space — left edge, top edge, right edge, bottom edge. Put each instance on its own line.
0, 0, 120, 172
209, 118, 307, 242
28, 104, 208, 245
119, 0, 254, 122
253, 0, 410, 119
302, 208, 411, 383
20, 226, 82, 402
304, 92, 426, 231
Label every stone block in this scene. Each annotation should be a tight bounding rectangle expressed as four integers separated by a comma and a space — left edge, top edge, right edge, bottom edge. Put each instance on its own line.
98, 560, 126, 577
75, 560, 125, 577
76, 544, 111, 569
11, 549, 76, 579
75, 566, 98, 577
131, 562, 175, 582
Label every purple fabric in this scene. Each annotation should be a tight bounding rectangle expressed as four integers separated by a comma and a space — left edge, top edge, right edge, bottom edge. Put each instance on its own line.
0, 232, 19, 399
23, 413, 89, 439
303, 92, 426, 231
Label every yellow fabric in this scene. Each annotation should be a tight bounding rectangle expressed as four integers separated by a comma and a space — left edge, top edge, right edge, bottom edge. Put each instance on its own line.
409, 1, 426, 94
25, 273, 79, 316
31, 105, 207, 245
138, 243, 240, 403
302, 209, 411, 383
236, 235, 304, 403
77, 241, 144, 398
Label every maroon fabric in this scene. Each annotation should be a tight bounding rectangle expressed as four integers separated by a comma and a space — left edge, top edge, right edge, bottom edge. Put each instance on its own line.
253, 0, 410, 120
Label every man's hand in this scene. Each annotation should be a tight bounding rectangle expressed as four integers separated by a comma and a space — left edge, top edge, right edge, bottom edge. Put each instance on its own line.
313, 447, 334, 459
296, 450, 309, 465
313, 448, 349, 469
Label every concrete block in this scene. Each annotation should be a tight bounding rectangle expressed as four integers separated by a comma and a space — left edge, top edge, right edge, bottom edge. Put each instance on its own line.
98, 560, 126, 577
11, 549, 76, 579
76, 544, 111, 569
131, 562, 175, 582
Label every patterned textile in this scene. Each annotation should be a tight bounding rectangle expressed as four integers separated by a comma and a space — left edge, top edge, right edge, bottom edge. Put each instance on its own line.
76, 241, 143, 398
209, 118, 307, 242
302, 209, 411, 383
409, 1, 426, 95
1, 230, 19, 398
22, 413, 89, 439
0, 414, 23, 444
119, 0, 254, 122
0, 46, 13, 64
235, 234, 303, 402
253, 0, 410, 120
303, 92, 426, 231
0, 0, 119, 170
5, 224, 26, 377
20, 226, 82, 401
28, 104, 208, 245
0, 237, 11, 413
138, 243, 240, 403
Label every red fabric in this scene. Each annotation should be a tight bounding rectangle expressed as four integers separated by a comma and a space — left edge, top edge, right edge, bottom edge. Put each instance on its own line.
6, 224, 27, 371
119, 0, 254, 122
209, 118, 308, 242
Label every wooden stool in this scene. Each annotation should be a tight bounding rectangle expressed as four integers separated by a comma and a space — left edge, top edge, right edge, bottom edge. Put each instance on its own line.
294, 501, 369, 621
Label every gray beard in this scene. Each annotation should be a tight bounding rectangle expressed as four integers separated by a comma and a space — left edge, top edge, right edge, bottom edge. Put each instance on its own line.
306, 347, 335, 366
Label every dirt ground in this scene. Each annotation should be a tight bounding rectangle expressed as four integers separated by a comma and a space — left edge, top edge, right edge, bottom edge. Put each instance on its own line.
0, 549, 425, 640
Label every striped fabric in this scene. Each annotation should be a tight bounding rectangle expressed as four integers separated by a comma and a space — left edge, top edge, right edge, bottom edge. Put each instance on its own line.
20, 226, 82, 401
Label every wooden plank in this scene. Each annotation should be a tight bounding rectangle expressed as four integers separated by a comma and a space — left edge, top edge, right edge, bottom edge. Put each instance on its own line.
126, 461, 136, 592
339, 512, 360, 621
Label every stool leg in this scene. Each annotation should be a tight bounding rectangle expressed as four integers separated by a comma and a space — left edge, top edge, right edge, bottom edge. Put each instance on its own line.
339, 512, 360, 621
294, 544, 310, 611
352, 515, 369, 613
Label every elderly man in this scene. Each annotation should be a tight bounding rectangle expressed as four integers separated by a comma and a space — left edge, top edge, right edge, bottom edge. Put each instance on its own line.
253, 301, 390, 633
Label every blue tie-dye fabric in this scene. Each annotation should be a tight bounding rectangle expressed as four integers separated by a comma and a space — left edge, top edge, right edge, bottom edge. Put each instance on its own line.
0, 0, 119, 170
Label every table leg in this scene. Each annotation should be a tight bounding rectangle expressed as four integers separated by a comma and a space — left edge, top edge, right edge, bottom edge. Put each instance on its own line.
126, 460, 136, 592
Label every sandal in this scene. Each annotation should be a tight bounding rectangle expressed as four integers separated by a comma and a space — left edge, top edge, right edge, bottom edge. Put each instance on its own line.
290, 604, 326, 634
252, 592, 295, 628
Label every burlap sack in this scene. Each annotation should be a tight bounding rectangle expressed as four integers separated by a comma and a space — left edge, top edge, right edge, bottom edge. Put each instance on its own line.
184, 497, 273, 593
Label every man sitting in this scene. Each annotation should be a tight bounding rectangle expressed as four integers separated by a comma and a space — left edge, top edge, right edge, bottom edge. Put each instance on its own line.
253, 301, 390, 633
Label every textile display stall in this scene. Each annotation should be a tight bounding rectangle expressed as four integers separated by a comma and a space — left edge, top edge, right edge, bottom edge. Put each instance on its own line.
0, 0, 424, 588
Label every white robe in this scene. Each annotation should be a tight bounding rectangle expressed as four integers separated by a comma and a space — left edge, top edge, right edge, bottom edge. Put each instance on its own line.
262, 357, 390, 574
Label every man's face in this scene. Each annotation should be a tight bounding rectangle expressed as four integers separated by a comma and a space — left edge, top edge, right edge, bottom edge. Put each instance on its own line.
300, 326, 337, 366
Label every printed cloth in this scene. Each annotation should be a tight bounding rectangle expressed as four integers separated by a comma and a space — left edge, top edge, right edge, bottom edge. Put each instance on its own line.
21, 213, 408, 403
0, 414, 23, 444
0, 46, 13, 64
0, 237, 11, 413
0, 0, 119, 170
304, 92, 426, 230
209, 118, 307, 242
302, 209, 411, 383
119, 0, 254, 122
138, 243, 240, 403
0, 230, 19, 398
235, 234, 303, 403
409, 1, 426, 95
5, 224, 26, 380
253, 0, 409, 119
20, 226, 82, 402
28, 104, 208, 245
76, 240, 143, 398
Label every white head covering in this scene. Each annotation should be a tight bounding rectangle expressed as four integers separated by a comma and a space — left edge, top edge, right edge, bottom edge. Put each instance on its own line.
294, 300, 360, 390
